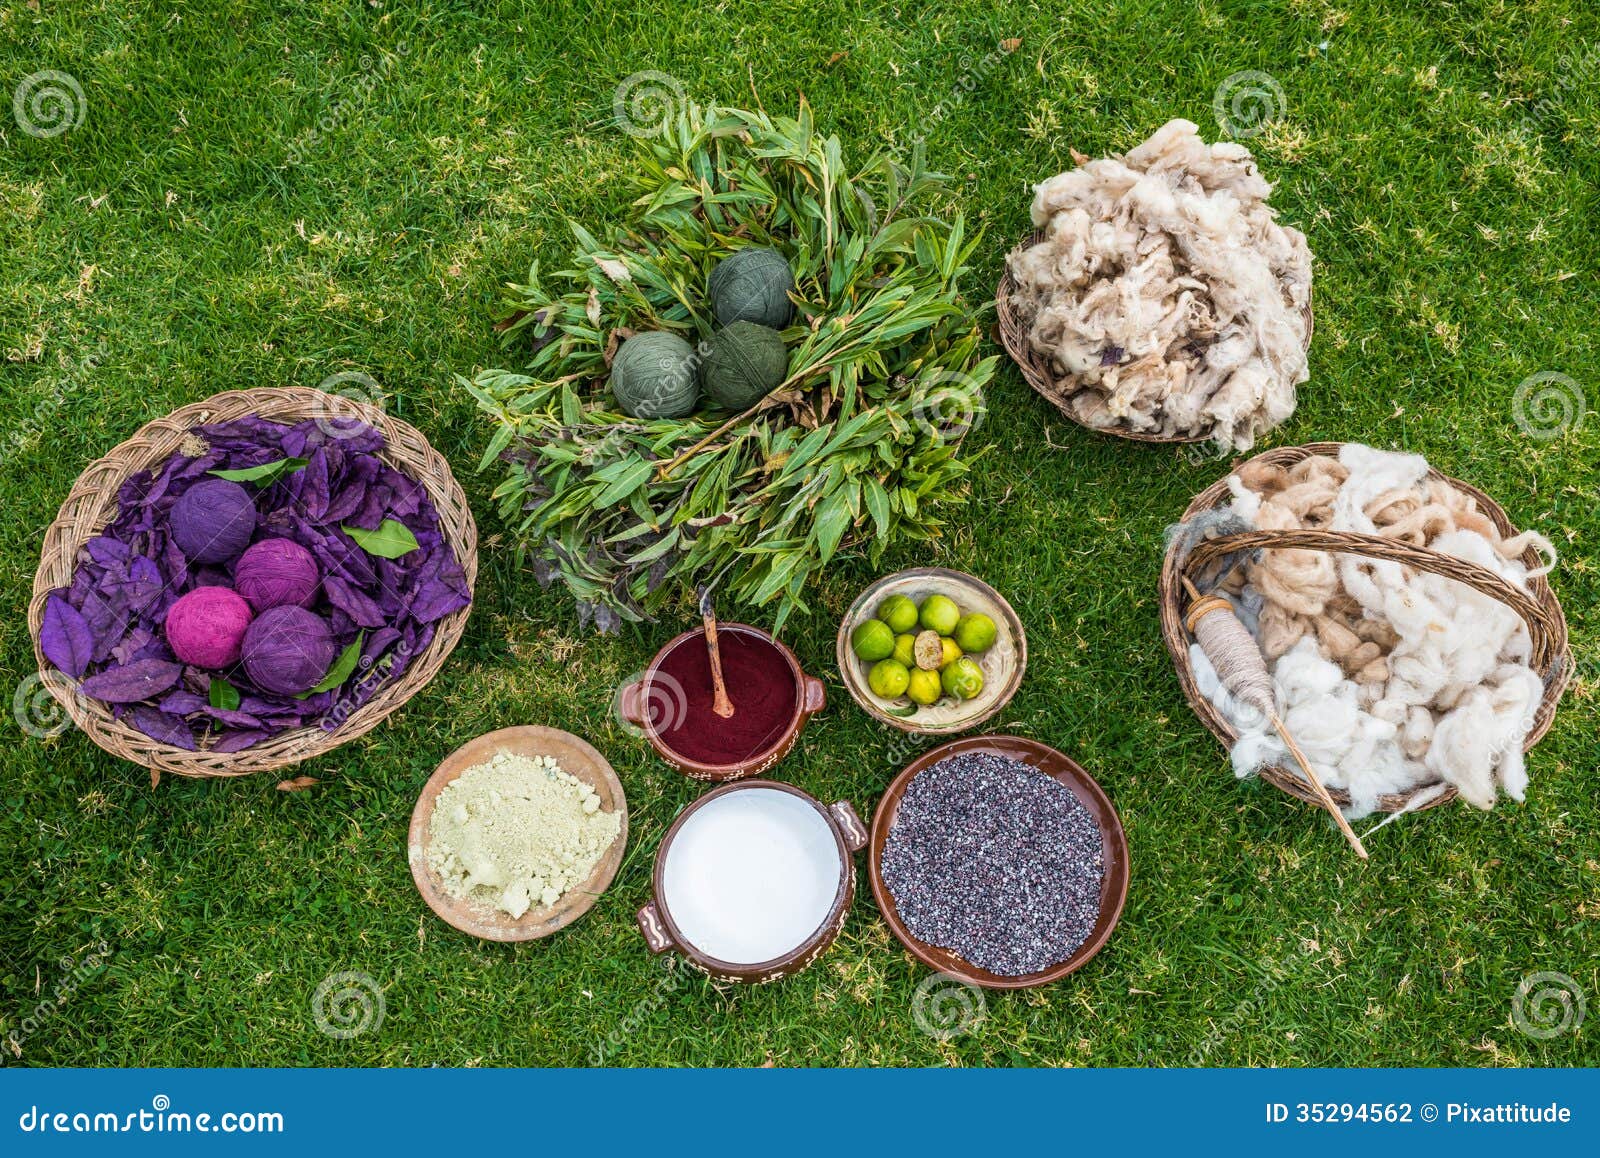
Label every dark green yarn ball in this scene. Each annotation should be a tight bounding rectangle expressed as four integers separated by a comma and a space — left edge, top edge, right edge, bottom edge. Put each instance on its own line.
701, 322, 788, 410
610, 331, 699, 418
708, 247, 795, 329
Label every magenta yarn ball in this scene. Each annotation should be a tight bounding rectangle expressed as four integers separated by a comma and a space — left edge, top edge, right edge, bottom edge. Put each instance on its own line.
241, 605, 335, 696
170, 478, 258, 564
235, 538, 320, 611
164, 586, 255, 669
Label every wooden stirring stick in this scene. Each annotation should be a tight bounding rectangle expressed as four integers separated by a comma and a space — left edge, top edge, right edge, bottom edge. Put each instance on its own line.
699, 587, 735, 719
1182, 577, 1368, 859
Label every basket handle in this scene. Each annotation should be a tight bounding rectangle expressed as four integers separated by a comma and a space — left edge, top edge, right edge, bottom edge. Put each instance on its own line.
1183, 529, 1564, 673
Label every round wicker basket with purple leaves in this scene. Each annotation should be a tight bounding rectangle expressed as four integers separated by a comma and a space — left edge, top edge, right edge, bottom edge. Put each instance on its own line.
27, 387, 477, 781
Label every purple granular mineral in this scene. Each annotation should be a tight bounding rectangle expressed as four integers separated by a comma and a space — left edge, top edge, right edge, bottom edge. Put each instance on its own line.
882, 751, 1105, 976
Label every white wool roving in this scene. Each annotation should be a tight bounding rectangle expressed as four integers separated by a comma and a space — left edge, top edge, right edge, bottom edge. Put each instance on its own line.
1009, 119, 1312, 450
1191, 445, 1552, 818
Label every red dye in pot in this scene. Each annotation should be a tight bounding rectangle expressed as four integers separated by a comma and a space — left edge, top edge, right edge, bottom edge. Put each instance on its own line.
652, 630, 798, 767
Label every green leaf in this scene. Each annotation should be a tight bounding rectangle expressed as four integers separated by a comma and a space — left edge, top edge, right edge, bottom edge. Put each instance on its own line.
301, 632, 365, 698
208, 457, 308, 485
341, 519, 420, 559
208, 678, 240, 711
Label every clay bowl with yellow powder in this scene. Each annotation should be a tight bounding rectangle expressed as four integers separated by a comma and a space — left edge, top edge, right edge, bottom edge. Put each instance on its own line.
408, 725, 628, 942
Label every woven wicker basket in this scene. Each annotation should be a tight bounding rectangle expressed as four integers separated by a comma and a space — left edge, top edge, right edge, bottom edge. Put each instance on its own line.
995, 230, 1313, 445
1159, 442, 1570, 814
27, 387, 478, 781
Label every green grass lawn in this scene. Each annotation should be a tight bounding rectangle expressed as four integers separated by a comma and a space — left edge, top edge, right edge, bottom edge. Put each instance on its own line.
2, 0, 1597, 1067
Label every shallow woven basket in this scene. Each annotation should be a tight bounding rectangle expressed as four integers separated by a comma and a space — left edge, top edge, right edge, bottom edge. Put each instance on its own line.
1159, 442, 1570, 814
28, 387, 478, 781
995, 230, 1313, 445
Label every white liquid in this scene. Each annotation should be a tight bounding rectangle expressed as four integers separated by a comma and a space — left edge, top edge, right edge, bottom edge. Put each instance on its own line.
660, 788, 841, 965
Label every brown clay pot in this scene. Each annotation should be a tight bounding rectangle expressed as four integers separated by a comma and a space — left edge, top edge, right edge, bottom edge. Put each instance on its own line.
618, 622, 826, 782
869, 734, 1130, 990
635, 779, 868, 983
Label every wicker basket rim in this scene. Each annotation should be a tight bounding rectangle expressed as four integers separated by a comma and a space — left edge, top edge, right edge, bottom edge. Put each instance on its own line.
27, 386, 478, 780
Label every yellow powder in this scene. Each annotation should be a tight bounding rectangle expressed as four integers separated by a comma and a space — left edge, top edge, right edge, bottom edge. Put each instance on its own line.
427, 751, 621, 919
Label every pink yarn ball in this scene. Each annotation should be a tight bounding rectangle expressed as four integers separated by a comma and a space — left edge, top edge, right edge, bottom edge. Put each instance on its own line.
164, 586, 255, 669
235, 538, 320, 611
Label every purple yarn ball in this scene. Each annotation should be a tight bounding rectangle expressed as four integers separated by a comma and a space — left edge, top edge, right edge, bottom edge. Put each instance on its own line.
164, 586, 254, 669
235, 538, 320, 611
170, 478, 258, 564
241, 605, 335, 696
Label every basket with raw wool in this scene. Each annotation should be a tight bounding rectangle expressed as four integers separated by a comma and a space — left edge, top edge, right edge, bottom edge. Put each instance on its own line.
28, 387, 478, 782
1160, 442, 1570, 823
996, 119, 1313, 450
467, 101, 997, 636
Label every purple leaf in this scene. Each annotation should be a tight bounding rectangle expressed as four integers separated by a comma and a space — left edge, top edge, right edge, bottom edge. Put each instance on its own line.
79, 659, 184, 704
130, 707, 198, 749
209, 729, 270, 752
40, 594, 94, 678
323, 574, 388, 628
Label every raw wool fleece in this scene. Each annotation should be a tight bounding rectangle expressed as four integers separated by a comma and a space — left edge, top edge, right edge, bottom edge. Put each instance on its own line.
1193, 444, 1554, 819
1009, 119, 1312, 450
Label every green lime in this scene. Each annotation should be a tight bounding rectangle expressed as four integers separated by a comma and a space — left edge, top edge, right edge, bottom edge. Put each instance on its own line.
939, 637, 963, 668
877, 594, 919, 634
953, 612, 999, 653
892, 633, 917, 668
850, 619, 895, 662
907, 668, 942, 706
918, 593, 960, 635
868, 658, 910, 698
941, 656, 985, 700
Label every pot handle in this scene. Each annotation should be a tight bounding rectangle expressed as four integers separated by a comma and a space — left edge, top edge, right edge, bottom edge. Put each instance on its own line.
618, 679, 645, 728
830, 800, 868, 852
802, 675, 827, 716
636, 900, 673, 954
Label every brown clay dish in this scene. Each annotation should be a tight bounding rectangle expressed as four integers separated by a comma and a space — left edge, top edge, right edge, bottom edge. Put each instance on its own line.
619, 623, 826, 781
869, 734, 1129, 990
635, 779, 868, 983
836, 568, 1026, 735
408, 725, 628, 942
